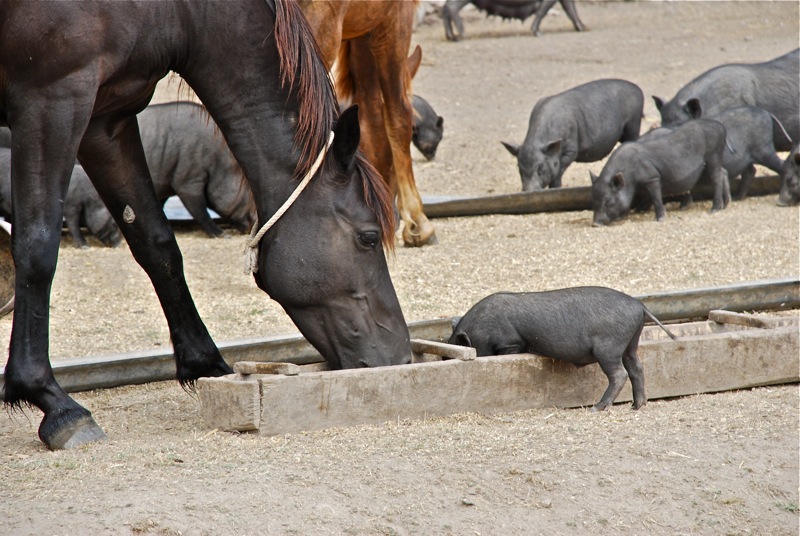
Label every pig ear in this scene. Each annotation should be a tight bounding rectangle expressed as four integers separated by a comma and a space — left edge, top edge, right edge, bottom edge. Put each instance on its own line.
793, 152, 800, 166
612, 172, 625, 190
653, 96, 665, 112
545, 139, 562, 156
501, 141, 520, 158
451, 331, 472, 348
685, 98, 702, 119
590, 171, 599, 184
450, 316, 462, 331
332, 105, 361, 170
436, 116, 444, 128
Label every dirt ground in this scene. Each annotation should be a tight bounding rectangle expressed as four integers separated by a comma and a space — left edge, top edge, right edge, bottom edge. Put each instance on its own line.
1, 2, 799, 535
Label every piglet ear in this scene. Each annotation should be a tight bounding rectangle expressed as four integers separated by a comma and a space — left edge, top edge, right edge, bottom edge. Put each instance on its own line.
612, 172, 625, 189
332, 105, 361, 170
653, 96, 665, 112
792, 152, 800, 166
451, 331, 472, 348
590, 171, 599, 184
685, 98, 702, 119
544, 139, 562, 156
501, 141, 520, 157
436, 116, 444, 128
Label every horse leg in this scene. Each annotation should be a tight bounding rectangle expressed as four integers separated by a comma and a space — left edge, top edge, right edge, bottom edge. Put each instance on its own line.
2, 103, 108, 450
372, 32, 437, 247
78, 115, 233, 385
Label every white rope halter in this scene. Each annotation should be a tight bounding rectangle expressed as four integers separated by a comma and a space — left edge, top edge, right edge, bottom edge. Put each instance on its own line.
243, 131, 335, 275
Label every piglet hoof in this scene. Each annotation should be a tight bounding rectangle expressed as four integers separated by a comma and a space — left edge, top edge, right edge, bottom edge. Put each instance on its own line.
39, 406, 107, 450
590, 404, 609, 413
631, 400, 647, 410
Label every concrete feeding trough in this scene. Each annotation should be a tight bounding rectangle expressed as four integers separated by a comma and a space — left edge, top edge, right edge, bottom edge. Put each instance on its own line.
197, 311, 799, 436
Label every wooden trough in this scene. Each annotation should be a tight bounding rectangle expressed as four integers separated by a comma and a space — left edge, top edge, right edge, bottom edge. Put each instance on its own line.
197, 310, 799, 436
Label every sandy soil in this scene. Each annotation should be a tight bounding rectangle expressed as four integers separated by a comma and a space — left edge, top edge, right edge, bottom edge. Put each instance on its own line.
1, 2, 799, 535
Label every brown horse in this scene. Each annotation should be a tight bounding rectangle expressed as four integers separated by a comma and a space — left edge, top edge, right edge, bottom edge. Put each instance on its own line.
0, 0, 411, 450
299, 0, 437, 247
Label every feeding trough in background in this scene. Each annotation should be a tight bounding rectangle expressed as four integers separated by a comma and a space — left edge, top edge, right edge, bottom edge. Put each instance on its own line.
0, 220, 14, 317
197, 311, 799, 436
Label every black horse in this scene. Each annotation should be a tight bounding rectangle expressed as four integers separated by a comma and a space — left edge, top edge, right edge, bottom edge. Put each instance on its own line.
0, 0, 412, 450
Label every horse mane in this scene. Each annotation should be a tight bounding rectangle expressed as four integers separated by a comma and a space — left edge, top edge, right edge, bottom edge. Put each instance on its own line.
355, 153, 397, 252
272, 0, 396, 250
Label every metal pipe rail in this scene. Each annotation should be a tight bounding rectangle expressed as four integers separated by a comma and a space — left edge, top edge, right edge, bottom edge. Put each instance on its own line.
0, 277, 797, 394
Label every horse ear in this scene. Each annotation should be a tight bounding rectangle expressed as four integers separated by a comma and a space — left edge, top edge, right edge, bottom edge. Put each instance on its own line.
653, 96, 665, 112
407, 45, 422, 80
333, 105, 361, 169
685, 98, 702, 119
501, 141, 520, 157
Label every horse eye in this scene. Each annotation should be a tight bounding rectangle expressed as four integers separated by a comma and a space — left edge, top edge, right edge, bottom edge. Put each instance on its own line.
357, 231, 380, 249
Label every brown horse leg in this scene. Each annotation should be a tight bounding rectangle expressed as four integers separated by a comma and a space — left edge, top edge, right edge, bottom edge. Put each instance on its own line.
372, 34, 437, 246
79, 116, 233, 385
2, 100, 108, 449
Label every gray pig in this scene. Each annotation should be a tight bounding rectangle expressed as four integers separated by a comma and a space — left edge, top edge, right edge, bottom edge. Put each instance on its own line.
411, 95, 444, 161
653, 49, 799, 151
645, 106, 784, 200
0, 147, 122, 248
137, 101, 255, 237
502, 79, 643, 191
591, 119, 730, 225
448, 287, 676, 411
443, 0, 586, 41
778, 145, 800, 207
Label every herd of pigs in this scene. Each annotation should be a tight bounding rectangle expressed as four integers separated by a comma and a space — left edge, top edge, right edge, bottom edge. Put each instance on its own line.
0, 43, 798, 412
500, 48, 800, 225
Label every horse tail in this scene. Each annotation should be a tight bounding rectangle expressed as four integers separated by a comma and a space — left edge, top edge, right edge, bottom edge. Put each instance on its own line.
271, 0, 338, 179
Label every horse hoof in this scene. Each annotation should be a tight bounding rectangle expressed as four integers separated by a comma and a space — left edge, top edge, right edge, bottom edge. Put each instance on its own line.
39, 407, 108, 450
402, 220, 437, 247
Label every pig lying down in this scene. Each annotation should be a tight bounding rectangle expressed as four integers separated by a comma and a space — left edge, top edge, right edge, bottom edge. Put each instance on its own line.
449, 286, 676, 411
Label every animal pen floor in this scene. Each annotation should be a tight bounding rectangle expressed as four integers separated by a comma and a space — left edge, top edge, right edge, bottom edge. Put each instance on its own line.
1, 2, 798, 535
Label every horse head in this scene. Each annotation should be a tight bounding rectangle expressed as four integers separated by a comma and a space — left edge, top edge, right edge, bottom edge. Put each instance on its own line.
253, 105, 411, 369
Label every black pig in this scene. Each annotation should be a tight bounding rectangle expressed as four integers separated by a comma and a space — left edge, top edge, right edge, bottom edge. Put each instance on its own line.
591, 119, 729, 225
653, 49, 799, 151
644, 106, 784, 201
443, 0, 586, 41
503, 79, 643, 191
137, 101, 255, 237
0, 147, 122, 248
778, 145, 800, 207
448, 287, 676, 411
412, 95, 444, 161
